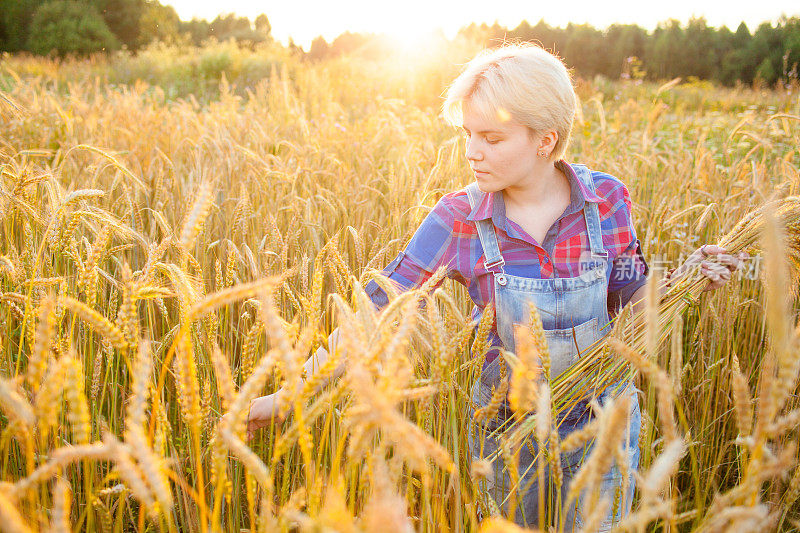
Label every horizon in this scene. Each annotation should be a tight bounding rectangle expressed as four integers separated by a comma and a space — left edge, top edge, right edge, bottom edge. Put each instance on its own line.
160, 0, 800, 48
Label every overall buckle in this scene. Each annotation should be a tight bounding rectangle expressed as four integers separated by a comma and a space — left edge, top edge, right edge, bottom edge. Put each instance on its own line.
484, 257, 507, 285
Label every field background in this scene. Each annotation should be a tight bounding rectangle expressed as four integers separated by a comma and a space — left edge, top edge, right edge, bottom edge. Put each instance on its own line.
1, 39, 800, 532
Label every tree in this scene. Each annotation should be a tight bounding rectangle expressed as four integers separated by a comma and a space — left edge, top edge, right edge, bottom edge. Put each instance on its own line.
682, 17, 717, 80
0, 0, 41, 52
605, 24, 647, 78
138, 0, 180, 46
563, 23, 607, 76
750, 22, 783, 85
255, 13, 271, 40
329, 31, 369, 56
209, 13, 253, 41
92, 0, 145, 49
511, 20, 534, 42
646, 19, 685, 79
457, 22, 487, 45
756, 57, 776, 83
308, 36, 329, 61
733, 21, 751, 49
287, 37, 303, 57
26, 0, 118, 56
531, 19, 565, 55
780, 17, 800, 82
179, 18, 210, 46
717, 22, 756, 85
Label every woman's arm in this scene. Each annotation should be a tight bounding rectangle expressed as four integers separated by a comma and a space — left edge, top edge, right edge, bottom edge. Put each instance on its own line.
246, 327, 343, 439
246, 197, 466, 438
627, 244, 747, 316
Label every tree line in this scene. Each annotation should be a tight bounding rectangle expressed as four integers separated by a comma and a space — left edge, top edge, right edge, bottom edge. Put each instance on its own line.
0, 0, 272, 56
307, 17, 800, 87
1, 0, 798, 87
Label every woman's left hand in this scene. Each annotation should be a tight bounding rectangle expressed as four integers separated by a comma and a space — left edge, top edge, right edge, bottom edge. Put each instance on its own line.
670, 244, 748, 292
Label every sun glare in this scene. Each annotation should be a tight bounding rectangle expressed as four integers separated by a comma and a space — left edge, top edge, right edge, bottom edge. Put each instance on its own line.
384, 28, 443, 57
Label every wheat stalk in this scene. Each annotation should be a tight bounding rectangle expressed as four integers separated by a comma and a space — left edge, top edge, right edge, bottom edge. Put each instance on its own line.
49, 477, 72, 533
179, 181, 214, 252
0, 491, 34, 533
60, 296, 126, 348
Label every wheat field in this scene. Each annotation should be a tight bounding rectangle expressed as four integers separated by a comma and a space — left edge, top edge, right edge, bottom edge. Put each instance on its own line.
0, 40, 800, 532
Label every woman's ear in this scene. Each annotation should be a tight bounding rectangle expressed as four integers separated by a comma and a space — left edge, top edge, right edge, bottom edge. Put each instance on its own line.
538, 130, 558, 153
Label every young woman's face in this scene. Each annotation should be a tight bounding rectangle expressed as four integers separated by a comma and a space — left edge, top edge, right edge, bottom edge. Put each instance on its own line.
461, 104, 546, 193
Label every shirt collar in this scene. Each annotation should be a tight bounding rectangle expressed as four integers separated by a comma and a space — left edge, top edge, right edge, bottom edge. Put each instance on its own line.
561, 160, 604, 212
465, 160, 603, 223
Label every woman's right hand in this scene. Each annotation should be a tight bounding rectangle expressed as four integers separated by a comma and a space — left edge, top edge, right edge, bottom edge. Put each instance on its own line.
246, 391, 290, 440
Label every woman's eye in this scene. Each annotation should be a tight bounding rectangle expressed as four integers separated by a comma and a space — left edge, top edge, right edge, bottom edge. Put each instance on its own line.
486, 138, 500, 145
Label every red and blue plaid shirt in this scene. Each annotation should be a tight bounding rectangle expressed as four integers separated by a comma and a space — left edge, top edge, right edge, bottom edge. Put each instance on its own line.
365, 160, 649, 353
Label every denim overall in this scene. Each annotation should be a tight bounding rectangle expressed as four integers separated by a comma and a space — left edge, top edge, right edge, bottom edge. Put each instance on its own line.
466, 164, 641, 531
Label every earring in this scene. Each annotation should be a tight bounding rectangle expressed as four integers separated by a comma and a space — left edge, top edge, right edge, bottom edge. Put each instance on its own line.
538, 151, 546, 157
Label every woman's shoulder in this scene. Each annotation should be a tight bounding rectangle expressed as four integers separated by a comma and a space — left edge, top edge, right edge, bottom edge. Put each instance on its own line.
570, 163, 631, 205
587, 167, 630, 197
429, 187, 473, 220
568, 163, 633, 221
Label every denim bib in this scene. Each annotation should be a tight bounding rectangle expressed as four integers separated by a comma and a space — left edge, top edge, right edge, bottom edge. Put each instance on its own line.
466, 164, 611, 412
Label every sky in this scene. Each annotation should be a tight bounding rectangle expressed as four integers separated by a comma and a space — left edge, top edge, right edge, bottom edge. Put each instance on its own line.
161, 0, 800, 49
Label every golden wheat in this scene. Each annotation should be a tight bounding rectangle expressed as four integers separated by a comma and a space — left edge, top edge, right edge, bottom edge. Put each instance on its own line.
0, 44, 799, 532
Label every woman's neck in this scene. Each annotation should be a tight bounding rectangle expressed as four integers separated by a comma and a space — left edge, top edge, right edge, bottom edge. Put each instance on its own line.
503, 163, 570, 210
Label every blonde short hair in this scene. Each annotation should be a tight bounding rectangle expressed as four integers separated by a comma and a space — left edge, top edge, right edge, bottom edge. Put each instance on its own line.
443, 43, 577, 161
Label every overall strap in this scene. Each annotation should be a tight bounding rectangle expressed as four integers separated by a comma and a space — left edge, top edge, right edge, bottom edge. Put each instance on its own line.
465, 183, 506, 274
571, 164, 608, 260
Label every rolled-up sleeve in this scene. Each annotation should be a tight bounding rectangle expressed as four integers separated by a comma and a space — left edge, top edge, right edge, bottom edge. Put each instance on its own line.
600, 180, 649, 313
364, 251, 416, 309
607, 239, 649, 313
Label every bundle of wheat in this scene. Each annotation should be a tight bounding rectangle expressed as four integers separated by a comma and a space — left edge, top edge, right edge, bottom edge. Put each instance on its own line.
549, 196, 800, 416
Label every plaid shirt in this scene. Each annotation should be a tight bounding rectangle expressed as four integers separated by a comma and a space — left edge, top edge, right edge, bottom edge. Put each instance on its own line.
365, 160, 649, 355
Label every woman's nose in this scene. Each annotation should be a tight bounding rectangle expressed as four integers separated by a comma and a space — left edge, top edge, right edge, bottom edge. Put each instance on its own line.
465, 138, 483, 161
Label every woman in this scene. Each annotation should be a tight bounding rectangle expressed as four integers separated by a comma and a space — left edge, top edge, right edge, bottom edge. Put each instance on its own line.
246, 44, 744, 530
